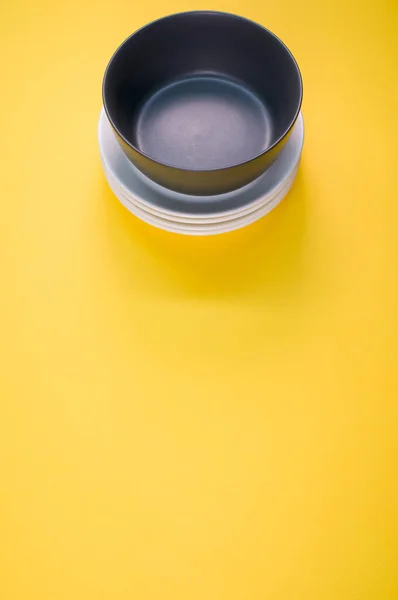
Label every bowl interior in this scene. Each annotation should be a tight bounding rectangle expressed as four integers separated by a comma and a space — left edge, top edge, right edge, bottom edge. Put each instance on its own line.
103, 12, 302, 170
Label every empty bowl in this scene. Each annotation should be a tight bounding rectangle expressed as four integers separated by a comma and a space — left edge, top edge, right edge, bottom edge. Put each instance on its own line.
103, 11, 303, 195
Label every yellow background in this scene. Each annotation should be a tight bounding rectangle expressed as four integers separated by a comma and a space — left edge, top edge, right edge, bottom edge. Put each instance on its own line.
1, 0, 398, 598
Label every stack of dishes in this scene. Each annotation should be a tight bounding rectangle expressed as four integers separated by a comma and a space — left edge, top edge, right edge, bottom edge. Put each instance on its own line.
99, 11, 303, 235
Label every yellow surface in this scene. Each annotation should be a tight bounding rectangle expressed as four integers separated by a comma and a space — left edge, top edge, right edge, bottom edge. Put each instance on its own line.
1, 0, 398, 598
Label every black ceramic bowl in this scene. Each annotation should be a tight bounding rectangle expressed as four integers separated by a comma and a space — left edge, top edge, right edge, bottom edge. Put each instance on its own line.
103, 11, 303, 196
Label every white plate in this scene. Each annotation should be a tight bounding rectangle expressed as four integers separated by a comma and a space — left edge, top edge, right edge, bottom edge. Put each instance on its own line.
102, 158, 299, 225
103, 159, 298, 235
103, 158, 298, 225
99, 108, 304, 220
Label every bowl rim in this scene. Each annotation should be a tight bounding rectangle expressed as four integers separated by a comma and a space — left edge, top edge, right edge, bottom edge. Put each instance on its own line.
102, 10, 303, 174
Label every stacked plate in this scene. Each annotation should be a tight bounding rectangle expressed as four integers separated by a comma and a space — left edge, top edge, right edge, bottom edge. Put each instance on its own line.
99, 109, 304, 236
